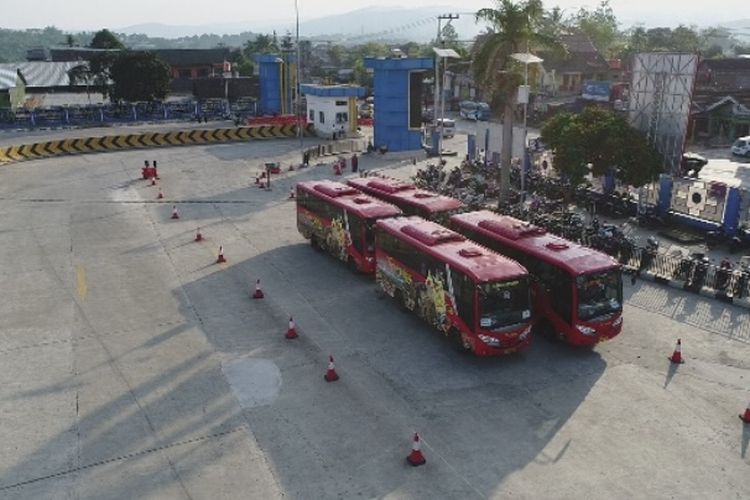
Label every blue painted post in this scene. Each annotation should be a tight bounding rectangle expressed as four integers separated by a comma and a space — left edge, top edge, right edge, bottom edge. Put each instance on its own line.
132, 105, 137, 122
364, 58, 434, 152
657, 174, 673, 215
723, 187, 742, 237
467, 134, 476, 161
256, 55, 284, 116
523, 149, 531, 176
484, 128, 490, 165
431, 130, 440, 156
99, 108, 104, 122
30, 112, 35, 127
64, 108, 69, 124
603, 167, 616, 194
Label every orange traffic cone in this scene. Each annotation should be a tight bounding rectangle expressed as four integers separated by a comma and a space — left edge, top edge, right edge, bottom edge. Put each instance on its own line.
195, 227, 203, 242
740, 401, 750, 423
252, 279, 264, 299
288, 164, 295, 171
324, 355, 339, 382
406, 432, 426, 466
668, 338, 685, 364
171, 205, 179, 220
216, 245, 226, 264
285, 317, 298, 339
288, 187, 295, 200
157, 188, 164, 199
151, 176, 157, 186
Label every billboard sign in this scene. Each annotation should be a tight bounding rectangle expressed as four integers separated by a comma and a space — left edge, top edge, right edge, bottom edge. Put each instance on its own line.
628, 53, 698, 175
582, 80, 611, 102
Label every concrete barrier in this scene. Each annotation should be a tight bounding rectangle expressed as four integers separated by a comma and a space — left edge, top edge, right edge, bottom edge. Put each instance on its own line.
0, 123, 314, 165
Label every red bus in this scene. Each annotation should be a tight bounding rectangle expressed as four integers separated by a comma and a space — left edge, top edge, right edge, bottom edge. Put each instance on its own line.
375, 216, 534, 356
450, 210, 623, 346
347, 176, 464, 224
296, 180, 402, 273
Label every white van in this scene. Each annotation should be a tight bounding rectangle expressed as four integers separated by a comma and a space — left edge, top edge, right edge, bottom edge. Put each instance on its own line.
731, 136, 750, 157
435, 118, 456, 139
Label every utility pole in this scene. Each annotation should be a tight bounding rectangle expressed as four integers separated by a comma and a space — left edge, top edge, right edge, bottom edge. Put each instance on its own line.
435, 13, 459, 160
295, 0, 304, 161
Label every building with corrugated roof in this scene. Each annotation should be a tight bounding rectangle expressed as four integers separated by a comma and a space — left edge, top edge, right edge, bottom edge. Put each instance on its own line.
0, 61, 96, 109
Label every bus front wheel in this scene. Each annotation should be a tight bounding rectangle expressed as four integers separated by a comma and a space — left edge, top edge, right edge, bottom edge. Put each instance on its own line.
449, 328, 470, 353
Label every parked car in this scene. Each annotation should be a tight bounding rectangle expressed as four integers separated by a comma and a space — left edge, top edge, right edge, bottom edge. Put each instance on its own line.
434, 118, 455, 138
731, 136, 750, 157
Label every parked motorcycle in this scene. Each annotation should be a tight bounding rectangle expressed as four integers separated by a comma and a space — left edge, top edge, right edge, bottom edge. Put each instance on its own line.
685, 255, 710, 293
714, 258, 733, 293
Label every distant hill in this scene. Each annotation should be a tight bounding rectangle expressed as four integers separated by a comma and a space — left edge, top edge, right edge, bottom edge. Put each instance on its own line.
117, 6, 484, 44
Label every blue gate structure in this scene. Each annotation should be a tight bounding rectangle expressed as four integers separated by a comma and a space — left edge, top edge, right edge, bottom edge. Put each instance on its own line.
364, 57, 433, 152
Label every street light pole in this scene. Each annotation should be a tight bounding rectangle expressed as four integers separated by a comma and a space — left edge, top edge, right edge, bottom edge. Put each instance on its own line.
511, 50, 543, 204
295, 0, 304, 160
434, 14, 459, 161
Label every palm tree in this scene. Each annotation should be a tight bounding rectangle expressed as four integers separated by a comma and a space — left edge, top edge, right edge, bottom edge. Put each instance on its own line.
473, 0, 553, 201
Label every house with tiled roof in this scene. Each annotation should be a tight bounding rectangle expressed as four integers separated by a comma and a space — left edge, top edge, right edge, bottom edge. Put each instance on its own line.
689, 58, 750, 144
537, 33, 610, 95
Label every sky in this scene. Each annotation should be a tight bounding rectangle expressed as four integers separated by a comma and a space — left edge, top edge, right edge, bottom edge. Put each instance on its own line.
1, 0, 746, 31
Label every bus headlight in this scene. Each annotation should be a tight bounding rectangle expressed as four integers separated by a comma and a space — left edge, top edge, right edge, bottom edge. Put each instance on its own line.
612, 317, 623, 328
576, 325, 597, 336
519, 326, 532, 341
478, 334, 501, 347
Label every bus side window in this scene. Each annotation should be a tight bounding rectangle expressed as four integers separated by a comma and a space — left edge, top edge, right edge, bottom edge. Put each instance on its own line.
348, 213, 364, 253
451, 270, 475, 328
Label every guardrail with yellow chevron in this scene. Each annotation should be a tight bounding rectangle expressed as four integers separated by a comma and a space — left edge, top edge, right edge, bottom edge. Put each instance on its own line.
0, 123, 313, 165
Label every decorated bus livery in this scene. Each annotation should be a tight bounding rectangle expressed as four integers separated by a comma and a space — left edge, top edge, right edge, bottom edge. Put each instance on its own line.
299, 209, 352, 263
326, 216, 352, 262
377, 256, 455, 333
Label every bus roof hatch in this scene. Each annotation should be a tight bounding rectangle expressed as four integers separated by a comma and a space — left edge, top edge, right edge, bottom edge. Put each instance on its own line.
314, 183, 359, 198
367, 179, 413, 193
458, 247, 484, 258
401, 224, 466, 246
478, 219, 545, 240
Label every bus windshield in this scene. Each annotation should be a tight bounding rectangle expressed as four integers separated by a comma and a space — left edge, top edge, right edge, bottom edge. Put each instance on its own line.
576, 270, 623, 321
478, 279, 531, 330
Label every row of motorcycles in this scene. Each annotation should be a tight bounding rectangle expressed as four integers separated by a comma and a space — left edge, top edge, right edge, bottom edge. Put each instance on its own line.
412, 161, 750, 298
670, 253, 750, 297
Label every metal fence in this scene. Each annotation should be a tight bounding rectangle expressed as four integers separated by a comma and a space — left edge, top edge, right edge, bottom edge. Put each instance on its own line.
0, 99, 241, 130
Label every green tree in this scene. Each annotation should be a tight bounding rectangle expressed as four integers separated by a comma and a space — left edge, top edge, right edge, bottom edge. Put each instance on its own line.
474, 0, 553, 200
64, 34, 77, 47
540, 107, 661, 187
572, 0, 619, 57
108, 51, 170, 102
89, 28, 124, 49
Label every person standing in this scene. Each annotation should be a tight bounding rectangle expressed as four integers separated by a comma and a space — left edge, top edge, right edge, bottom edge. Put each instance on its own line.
351, 153, 358, 173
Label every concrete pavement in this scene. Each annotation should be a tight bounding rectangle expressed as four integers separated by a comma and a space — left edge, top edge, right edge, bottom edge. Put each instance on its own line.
0, 135, 748, 499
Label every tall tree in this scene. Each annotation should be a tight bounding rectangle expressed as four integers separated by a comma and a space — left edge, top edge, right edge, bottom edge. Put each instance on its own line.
572, 0, 619, 57
540, 107, 662, 187
108, 51, 170, 102
473, 0, 553, 201
89, 28, 124, 49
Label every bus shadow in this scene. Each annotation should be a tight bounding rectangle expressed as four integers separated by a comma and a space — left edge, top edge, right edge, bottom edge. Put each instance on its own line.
1, 247, 605, 498
157, 242, 608, 498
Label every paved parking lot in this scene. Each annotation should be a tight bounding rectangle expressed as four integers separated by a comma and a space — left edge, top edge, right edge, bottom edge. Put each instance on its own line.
0, 135, 748, 499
